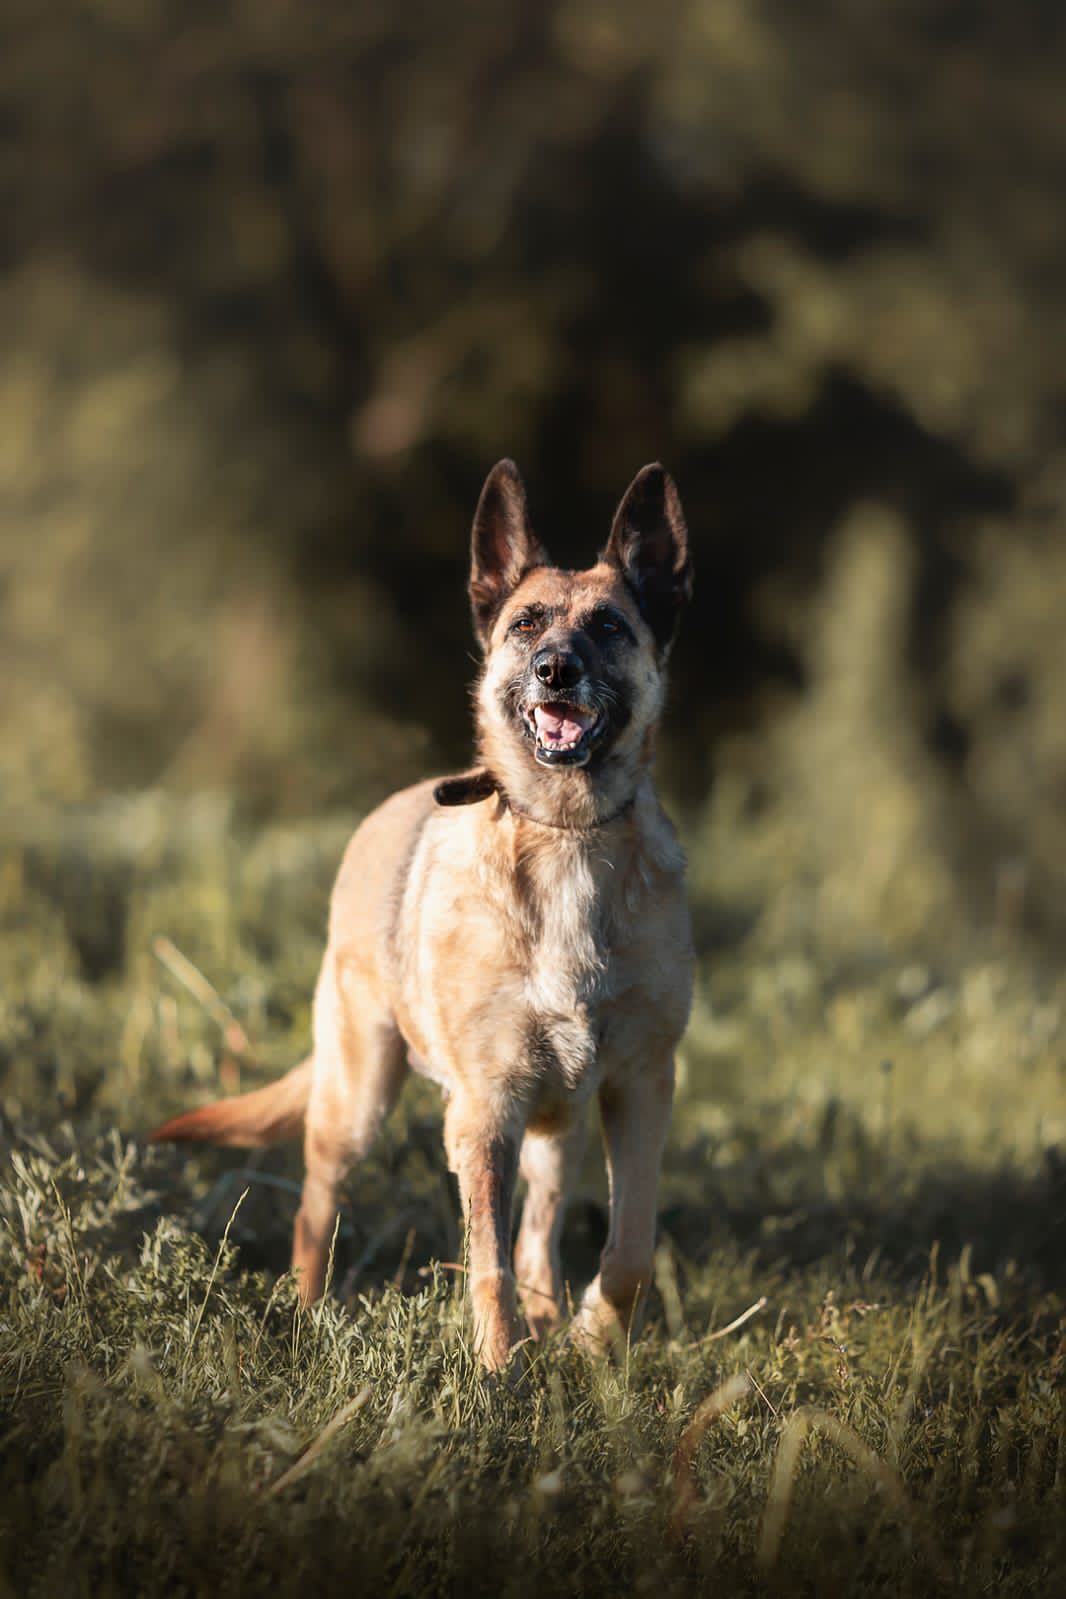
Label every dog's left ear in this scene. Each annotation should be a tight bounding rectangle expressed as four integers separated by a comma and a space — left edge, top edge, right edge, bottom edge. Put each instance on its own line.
469, 460, 550, 649
433, 768, 498, 807
602, 464, 693, 651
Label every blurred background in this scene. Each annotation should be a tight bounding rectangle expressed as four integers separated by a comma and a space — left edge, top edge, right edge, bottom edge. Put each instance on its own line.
4, 0, 1066, 943
3, 0, 1066, 1063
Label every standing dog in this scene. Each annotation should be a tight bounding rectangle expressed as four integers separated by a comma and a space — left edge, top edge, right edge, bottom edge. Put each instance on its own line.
152, 461, 694, 1371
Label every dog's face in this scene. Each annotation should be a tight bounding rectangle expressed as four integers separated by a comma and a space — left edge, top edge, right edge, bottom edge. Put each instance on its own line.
490, 563, 649, 771
469, 462, 692, 805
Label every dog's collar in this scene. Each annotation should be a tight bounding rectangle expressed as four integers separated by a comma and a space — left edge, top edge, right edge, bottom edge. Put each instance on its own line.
500, 791, 637, 832
433, 768, 636, 833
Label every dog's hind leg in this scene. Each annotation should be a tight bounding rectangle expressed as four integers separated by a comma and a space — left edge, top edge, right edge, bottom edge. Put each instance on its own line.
292, 957, 408, 1306
514, 1116, 587, 1340
572, 1060, 675, 1354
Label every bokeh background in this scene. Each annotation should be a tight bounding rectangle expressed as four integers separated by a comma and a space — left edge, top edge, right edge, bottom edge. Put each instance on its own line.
4, 0, 1066, 945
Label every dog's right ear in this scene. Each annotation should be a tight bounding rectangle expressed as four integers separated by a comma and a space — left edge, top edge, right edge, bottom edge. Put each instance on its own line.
469, 460, 550, 648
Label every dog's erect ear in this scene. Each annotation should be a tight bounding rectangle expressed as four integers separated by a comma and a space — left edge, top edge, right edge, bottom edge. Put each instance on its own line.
469, 460, 550, 648
602, 464, 693, 650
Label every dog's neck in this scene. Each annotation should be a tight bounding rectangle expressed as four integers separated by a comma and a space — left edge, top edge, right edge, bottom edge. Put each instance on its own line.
434, 765, 644, 833
500, 788, 637, 832
435, 738, 652, 833
476, 716, 653, 832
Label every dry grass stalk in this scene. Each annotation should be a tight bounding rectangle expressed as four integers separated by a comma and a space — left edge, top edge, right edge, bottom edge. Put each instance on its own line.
702, 1294, 768, 1344
153, 935, 251, 1058
669, 1373, 751, 1540
757, 1405, 943, 1577
267, 1388, 373, 1497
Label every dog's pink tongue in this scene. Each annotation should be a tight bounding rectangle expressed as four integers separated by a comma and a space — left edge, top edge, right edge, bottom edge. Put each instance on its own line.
534, 704, 591, 744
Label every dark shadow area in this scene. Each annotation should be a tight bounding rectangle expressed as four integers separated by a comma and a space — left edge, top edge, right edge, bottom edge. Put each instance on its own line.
145, 1106, 1066, 1315
662, 1135, 1066, 1297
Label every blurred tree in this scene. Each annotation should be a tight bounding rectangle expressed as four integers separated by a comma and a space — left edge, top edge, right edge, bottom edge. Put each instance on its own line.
1, 0, 1064, 931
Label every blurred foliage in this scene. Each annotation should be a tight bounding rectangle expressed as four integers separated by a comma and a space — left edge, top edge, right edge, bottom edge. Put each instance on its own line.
1, 0, 1066, 930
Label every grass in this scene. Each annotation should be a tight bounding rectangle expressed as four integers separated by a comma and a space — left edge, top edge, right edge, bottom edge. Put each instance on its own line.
1, 787, 1064, 1597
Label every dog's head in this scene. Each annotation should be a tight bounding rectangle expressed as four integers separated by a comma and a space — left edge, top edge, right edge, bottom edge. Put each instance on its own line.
467, 461, 691, 822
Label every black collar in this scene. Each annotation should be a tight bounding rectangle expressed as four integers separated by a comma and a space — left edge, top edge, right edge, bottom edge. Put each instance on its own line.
433, 769, 636, 833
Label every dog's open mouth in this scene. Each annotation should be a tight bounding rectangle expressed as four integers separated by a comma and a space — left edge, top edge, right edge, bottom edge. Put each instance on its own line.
523, 701, 602, 766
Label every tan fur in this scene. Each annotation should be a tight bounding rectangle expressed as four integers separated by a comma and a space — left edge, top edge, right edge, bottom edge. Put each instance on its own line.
152, 462, 694, 1370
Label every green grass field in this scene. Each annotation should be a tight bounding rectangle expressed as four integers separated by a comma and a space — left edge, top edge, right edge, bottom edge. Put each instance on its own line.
2, 784, 1063, 1599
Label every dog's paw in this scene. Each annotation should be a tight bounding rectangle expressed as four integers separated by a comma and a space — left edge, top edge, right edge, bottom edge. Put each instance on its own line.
567, 1281, 635, 1361
470, 1273, 525, 1375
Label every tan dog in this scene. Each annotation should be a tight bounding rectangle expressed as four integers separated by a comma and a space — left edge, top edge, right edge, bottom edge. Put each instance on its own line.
152, 461, 694, 1371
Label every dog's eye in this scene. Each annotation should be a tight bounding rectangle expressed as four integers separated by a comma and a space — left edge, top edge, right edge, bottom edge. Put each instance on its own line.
510, 616, 537, 636
590, 611, 622, 639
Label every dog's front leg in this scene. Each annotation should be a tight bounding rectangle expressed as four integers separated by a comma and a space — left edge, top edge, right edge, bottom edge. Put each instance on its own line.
444, 1094, 522, 1372
514, 1116, 587, 1340
573, 1061, 674, 1354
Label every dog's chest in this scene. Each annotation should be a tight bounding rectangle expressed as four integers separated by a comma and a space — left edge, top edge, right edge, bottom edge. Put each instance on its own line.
521, 839, 622, 1089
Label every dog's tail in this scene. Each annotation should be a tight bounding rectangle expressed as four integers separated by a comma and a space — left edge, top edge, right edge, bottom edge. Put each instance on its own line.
148, 1057, 313, 1149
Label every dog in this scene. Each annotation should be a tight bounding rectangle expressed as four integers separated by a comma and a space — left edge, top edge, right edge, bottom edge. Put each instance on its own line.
151, 460, 694, 1371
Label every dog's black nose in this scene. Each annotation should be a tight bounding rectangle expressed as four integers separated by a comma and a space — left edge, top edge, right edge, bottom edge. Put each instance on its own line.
533, 649, 583, 690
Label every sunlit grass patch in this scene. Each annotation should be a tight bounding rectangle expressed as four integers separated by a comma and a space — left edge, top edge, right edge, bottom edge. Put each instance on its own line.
1, 1126, 1063, 1597
0, 791, 1064, 1595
